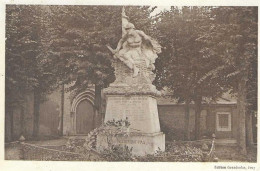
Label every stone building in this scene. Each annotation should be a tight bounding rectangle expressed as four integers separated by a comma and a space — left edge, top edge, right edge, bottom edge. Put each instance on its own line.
157, 95, 238, 140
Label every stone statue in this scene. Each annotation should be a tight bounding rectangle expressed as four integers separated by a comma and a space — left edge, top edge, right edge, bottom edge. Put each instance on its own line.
107, 8, 161, 78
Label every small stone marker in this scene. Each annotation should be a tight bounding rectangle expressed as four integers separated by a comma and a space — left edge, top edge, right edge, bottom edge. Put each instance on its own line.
19, 135, 25, 141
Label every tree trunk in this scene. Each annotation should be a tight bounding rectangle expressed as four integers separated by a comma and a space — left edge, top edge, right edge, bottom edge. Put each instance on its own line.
237, 76, 247, 155
94, 84, 102, 127
20, 105, 25, 136
10, 109, 14, 141
184, 99, 191, 140
245, 111, 254, 147
194, 96, 202, 140
33, 89, 41, 138
60, 84, 65, 136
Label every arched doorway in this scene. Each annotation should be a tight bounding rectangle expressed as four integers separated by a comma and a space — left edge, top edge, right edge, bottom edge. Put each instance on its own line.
76, 99, 95, 134
70, 89, 103, 135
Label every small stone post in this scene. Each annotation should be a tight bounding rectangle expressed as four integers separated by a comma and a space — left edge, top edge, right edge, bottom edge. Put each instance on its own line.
19, 135, 26, 160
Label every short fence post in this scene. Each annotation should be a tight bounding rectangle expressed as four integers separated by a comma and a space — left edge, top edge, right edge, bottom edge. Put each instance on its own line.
19, 135, 26, 160
208, 133, 218, 162
211, 134, 218, 162
201, 143, 209, 162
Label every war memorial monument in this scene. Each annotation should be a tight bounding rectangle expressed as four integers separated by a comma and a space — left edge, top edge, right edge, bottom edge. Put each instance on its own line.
96, 8, 165, 156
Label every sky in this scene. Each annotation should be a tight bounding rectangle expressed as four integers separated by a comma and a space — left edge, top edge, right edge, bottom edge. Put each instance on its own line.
150, 6, 171, 16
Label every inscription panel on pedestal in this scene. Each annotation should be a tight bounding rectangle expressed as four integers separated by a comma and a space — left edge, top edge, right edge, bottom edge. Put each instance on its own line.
105, 96, 149, 122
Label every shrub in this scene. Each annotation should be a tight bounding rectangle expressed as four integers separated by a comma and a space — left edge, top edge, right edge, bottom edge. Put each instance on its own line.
101, 145, 133, 161
136, 142, 203, 162
64, 138, 86, 153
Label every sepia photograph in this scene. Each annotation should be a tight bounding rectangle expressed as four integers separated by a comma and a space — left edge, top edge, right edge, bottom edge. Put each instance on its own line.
2, 2, 259, 170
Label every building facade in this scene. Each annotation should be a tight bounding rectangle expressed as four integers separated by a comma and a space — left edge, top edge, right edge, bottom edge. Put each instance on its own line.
5, 88, 244, 142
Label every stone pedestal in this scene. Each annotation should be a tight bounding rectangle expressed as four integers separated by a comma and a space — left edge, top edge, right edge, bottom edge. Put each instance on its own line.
96, 59, 165, 156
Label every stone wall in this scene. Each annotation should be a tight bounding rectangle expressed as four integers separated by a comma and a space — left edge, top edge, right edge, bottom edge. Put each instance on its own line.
158, 104, 237, 140
39, 90, 62, 136
158, 105, 195, 140
63, 89, 73, 135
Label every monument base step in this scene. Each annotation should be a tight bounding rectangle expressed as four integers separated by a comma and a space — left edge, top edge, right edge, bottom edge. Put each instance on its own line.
96, 132, 165, 156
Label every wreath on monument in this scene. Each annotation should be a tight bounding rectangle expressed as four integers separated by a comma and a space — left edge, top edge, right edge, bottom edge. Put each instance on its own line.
84, 118, 131, 150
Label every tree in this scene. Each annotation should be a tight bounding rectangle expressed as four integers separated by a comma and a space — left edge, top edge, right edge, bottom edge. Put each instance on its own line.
200, 7, 257, 154
6, 5, 61, 139
6, 5, 42, 140
6, 6, 27, 140
246, 54, 257, 145
154, 7, 230, 140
